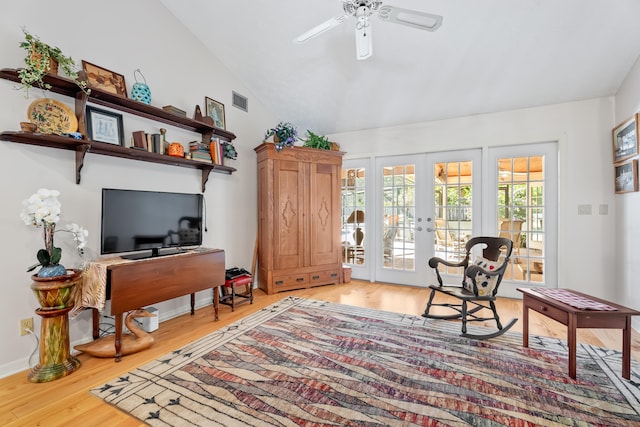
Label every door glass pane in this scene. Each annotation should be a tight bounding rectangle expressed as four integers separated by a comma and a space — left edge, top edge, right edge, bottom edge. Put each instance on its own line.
341, 168, 365, 265
433, 161, 472, 274
382, 164, 415, 270
498, 156, 545, 282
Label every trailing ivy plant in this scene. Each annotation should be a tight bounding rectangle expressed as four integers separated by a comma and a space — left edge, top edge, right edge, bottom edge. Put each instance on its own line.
18, 28, 89, 98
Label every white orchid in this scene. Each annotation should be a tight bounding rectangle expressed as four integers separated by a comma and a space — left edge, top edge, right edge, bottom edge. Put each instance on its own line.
21, 188, 88, 275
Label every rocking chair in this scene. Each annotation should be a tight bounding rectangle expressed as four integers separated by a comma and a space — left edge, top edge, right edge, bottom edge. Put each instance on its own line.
422, 236, 518, 339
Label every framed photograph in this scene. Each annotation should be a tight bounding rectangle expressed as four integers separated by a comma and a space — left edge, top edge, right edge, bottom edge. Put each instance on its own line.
614, 159, 638, 194
205, 96, 226, 129
81, 60, 127, 97
612, 114, 639, 163
86, 106, 124, 146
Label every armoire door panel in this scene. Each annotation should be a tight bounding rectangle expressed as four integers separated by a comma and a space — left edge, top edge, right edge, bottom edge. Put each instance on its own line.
310, 163, 340, 265
273, 161, 305, 270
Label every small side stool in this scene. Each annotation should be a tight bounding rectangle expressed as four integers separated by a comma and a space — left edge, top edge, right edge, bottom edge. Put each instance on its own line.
219, 274, 254, 311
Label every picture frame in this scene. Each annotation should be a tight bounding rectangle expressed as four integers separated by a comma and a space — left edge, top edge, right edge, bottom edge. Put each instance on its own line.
614, 158, 638, 194
86, 106, 124, 146
81, 60, 127, 97
205, 96, 226, 129
612, 114, 639, 163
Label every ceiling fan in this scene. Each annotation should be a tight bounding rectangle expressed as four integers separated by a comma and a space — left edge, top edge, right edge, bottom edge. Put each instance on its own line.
294, 0, 443, 60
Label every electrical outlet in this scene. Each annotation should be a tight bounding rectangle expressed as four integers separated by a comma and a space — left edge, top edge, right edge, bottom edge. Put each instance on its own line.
20, 318, 33, 336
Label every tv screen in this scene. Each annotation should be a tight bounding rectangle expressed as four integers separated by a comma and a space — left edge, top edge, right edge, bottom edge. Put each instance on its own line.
101, 188, 203, 259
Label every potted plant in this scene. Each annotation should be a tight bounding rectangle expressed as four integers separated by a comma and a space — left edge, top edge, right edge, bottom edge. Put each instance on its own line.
264, 121, 298, 151
20, 188, 88, 278
18, 28, 89, 98
302, 130, 333, 150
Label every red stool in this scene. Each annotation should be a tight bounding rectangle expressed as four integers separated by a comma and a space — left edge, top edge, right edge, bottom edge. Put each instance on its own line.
220, 274, 253, 311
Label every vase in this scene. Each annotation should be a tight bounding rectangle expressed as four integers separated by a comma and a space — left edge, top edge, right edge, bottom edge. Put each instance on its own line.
30, 49, 58, 75
273, 135, 285, 152
28, 269, 82, 383
31, 269, 81, 310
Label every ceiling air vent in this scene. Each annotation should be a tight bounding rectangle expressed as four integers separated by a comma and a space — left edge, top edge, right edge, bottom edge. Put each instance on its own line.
232, 91, 248, 112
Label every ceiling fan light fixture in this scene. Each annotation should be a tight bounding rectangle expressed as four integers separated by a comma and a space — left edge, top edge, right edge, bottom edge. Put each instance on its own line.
294, 0, 443, 59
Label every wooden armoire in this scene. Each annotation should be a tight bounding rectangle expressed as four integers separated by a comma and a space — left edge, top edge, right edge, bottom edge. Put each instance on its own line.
254, 143, 344, 294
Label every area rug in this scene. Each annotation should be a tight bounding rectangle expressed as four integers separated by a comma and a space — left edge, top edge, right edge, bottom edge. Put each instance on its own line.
92, 297, 640, 426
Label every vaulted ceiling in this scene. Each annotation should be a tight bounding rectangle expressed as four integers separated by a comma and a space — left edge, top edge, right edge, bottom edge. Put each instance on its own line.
159, 0, 640, 136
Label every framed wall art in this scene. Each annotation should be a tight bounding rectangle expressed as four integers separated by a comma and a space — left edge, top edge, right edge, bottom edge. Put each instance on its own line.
205, 96, 226, 129
86, 106, 124, 146
612, 114, 639, 163
81, 60, 127, 97
614, 158, 638, 194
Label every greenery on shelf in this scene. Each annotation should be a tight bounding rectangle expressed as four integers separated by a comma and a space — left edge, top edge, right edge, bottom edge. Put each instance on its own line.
223, 141, 237, 159
18, 28, 89, 98
302, 130, 332, 150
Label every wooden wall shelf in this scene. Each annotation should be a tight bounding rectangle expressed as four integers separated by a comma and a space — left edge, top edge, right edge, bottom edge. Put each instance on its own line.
0, 68, 237, 192
0, 131, 235, 192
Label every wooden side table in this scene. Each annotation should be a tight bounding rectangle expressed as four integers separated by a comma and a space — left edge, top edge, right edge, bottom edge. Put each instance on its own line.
517, 287, 640, 380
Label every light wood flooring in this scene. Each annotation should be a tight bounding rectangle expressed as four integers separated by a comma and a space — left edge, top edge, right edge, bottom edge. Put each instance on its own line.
2, 280, 639, 426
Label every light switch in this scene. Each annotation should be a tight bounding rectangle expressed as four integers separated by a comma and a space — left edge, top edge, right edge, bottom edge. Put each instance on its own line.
578, 204, 592, 215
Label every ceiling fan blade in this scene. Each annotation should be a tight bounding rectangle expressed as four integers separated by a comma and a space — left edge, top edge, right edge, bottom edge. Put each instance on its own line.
378, 5, 443, 32
355, 22, 372, 61
294, 15, 348, 43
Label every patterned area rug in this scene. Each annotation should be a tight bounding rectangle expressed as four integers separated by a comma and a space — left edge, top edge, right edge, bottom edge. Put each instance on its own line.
92, 297, 640, 426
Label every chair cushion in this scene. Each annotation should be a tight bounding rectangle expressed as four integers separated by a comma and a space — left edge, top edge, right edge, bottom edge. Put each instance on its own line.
463, 256, 500, 296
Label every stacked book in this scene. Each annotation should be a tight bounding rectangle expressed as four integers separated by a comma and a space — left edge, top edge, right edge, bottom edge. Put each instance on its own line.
209, 137, 224, 165
189, 141, 212, 163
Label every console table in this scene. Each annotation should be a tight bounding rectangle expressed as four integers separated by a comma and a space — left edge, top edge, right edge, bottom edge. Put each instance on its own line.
88, 248, 225, 361
518, 287, 640, 380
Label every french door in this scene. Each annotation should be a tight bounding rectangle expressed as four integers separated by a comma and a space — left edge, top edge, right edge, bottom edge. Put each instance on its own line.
342, 145, 555, 291
373, 150, 480, 286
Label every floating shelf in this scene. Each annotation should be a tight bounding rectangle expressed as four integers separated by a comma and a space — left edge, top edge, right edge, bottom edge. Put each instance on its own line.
0, 68, 237, 192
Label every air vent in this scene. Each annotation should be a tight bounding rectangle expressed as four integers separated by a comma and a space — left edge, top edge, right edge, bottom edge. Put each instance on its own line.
232, 91, 248, 112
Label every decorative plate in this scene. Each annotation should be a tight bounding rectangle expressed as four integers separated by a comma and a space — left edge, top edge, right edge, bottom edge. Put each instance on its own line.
27, 99, 78, 134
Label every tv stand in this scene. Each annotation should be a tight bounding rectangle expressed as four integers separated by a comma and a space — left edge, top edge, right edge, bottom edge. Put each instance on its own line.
121, 247, 185, 260
90, 248, 224, 361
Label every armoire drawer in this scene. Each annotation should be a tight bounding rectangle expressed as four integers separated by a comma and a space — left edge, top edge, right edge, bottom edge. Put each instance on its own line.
309, 269, 341, 284
273, 273, 309, 288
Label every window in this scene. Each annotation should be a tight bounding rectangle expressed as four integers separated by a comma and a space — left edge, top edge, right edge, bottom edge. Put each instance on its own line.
433, 161, 473, 266
490, 143, 557, 287
342, 168, 366, 265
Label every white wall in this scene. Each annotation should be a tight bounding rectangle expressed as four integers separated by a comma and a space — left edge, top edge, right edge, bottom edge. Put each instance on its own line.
0, 0, 274, 377
614, 56, 640, 325
330, 97, 618, 301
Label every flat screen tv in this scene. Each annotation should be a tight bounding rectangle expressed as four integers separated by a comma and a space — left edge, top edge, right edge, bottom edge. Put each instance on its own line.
101, 188, 203, 259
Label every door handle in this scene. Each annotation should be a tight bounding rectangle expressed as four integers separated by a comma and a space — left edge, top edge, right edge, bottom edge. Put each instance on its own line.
426, 227, 435, 232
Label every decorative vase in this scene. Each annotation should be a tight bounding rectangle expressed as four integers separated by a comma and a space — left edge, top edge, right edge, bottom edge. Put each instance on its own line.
28, 269, 82, 382
30, 49, 58, 75
31, 269, 81, 310
37, 264, 68, 278
273, 135, 285, 152
130, 69, 151, 105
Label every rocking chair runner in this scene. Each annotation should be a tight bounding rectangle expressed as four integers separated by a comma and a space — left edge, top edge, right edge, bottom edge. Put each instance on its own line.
422, 236, 518, 339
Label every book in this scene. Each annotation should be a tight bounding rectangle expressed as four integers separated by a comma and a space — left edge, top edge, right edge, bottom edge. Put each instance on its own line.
191, 151, 212, 161
132, 131, 146, 150
190, 156, 212, 163
151, 134, 162, 154
189, 141, 209, 151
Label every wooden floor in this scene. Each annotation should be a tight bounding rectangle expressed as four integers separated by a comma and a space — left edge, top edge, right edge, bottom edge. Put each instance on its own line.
2, 280, 639, 426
